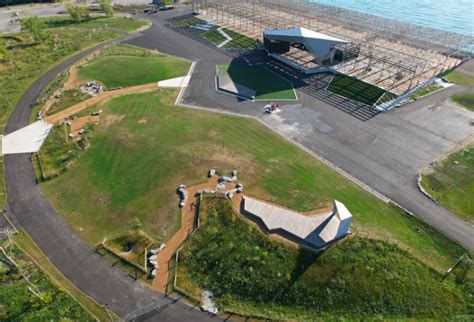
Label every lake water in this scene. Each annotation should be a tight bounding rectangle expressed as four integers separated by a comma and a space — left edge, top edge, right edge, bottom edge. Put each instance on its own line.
310, 0, 474, 36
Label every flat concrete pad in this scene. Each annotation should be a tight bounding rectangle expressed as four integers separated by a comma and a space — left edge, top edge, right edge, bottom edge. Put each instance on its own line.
158, 75, 191, 88
217, 74, 256, 99
2, 120, 53, 155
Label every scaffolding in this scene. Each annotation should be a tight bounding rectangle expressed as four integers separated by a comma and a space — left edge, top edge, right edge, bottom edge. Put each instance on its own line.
192, 0, 473, 108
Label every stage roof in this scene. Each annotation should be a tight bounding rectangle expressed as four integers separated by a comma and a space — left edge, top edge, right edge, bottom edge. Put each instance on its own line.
264, 27, 348, 64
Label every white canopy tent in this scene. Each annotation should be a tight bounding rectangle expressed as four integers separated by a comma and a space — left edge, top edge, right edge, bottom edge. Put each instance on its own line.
263, 27, 348, 65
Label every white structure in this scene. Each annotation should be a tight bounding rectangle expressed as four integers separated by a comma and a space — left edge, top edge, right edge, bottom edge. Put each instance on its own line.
263, 27, 348, 65
318, 201, 353, 243
2, 120, 53, 155
243, 196, 352, 248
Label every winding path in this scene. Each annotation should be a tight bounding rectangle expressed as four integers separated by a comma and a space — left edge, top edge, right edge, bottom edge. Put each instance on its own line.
3, 33, 217, 321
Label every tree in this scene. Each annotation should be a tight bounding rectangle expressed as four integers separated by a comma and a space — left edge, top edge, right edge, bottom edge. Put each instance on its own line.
161, 0, 173, 6
20, 16, 50, 44
98, 0, 115, 18
66, 4, 90, 23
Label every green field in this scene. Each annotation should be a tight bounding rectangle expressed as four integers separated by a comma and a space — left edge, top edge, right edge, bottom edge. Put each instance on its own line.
452, 93, 474, 111
176, 196, 472, 320
0, 27, 121, 207
202, 28, 257, 49
443, 70, 474, 87
77, 54, 191, 88
218, 64, 296, 100
422, 145, 474, 224
0, 239, 93, 321
41, 16, 150, 33
40, 89, 467, 270
328, 74, 393, 105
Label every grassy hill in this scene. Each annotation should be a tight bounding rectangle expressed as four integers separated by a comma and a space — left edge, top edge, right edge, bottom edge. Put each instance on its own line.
40, 89, 467, 272
176, 196, 472, 320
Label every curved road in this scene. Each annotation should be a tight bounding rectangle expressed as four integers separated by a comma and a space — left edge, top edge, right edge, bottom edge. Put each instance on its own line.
3, 31, 217, 321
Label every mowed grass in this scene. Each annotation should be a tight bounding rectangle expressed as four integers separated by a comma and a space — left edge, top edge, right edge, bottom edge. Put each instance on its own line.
422, 145, 474, 224
77, 55, 191, 88
177, 197, 472, 320
328, 74, 390, 105
452, 93, 474, 111
443, 70, 474, 87
219, 64, 296, 100
41, 89, 467, 270
202, 28, 257, 49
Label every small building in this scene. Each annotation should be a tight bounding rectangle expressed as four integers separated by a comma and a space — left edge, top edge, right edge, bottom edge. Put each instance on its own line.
242, 197, 352, 249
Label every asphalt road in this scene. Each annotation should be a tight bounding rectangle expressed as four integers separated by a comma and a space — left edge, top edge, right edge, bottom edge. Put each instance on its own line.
128, 8, 474, 251
3, 31, 218, 321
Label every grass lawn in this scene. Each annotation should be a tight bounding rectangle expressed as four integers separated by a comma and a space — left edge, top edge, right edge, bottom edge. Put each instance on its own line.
422, 145, 474, 224
0, 236, 94, 321
443, 70, 474, 87
0, 27, 121, 207
219, 64, 296, 100
451, 93, 474, 111
41, 16, 150, 33
176, 196, 472, 320
77, 55, 191, 88
202, 28, 257, 49
170, 16, 206, 28
11, 230, 116, 321
328, 74, 391, 105
40, 89, 467, 271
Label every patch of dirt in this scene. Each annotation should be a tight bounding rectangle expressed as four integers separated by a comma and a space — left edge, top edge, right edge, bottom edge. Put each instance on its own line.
138, 118, 148, 124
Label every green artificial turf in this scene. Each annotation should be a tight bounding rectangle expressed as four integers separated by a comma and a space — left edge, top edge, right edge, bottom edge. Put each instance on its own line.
77, 55, 191, 88
451, 93, 474, 111
327, 74, 390, 105
422, 145, 474, 223
176, 196, 472, 320
40, 89, 467, 270
219, 64, 296, 100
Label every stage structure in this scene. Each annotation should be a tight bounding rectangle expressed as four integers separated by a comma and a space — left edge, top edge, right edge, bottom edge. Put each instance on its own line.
192, 0, 474, 110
